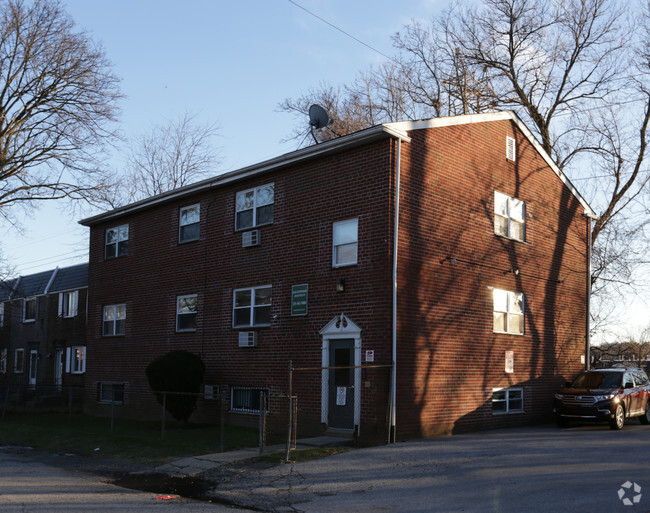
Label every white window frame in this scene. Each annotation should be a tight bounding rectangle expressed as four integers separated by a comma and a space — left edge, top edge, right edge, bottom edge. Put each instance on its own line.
105, 224, 129, 259
14, 348, 24, 373
493, 289, 525, 335
23, 297, 36, 323
332, 218, 359, 267
65, 346, 86, 374
59, 290, 79, 318
176, 294, 198, 332
103, 304, 126, 336
0, 348, 6, 374
492, 387, 524, 414
235, 183, 274, 230
494, 191, 525, 242
179, 204, 201, 243
233, 285, 272, 328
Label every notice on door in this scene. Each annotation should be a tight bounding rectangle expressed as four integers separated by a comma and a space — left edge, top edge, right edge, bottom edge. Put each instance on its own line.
336, 386, 347, 406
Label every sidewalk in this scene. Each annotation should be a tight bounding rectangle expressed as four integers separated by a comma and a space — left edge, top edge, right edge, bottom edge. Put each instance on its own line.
155, 436, 351, 477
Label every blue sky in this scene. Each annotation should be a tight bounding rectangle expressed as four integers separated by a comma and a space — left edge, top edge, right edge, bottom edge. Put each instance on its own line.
3, 0, 444, 275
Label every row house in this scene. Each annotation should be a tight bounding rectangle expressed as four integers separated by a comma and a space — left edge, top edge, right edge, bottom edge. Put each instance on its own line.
80, 111, 595, 440
0, 264, 88, 394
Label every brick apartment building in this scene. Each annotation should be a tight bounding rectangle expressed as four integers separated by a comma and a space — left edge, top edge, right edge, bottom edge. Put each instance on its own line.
79, 111, 595, 440
0, 264, 88, 395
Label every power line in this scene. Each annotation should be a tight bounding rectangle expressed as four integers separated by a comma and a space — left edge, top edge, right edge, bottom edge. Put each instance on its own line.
287, 0, 399, 65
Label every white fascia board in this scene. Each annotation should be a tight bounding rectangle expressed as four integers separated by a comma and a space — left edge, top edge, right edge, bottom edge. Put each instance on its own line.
79, 125, 411, 227
387, 111, 598, 219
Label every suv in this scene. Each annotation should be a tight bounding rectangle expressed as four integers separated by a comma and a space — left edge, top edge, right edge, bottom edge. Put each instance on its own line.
553, 367, 650, 430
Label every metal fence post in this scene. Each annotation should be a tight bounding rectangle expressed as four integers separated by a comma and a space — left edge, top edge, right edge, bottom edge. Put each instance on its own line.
285, 360, 293, 462
259, 390, 267, 455
161, 391, 166, 441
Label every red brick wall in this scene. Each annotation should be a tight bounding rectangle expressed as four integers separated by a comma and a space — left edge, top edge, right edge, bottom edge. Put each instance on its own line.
395, 119, 588, 438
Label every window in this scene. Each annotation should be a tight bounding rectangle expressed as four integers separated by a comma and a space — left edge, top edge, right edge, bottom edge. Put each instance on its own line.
494, 191, 525, 241
230, 386, 268, 413
66, 346, 86, 374
23, 298, 36, 322
98, 382, 124, 404
14, 348, 24, 373
235, 184, 274, 230
233, 286, 272, 327
179, 204, 200, 243
176, 294, 198, 332
103, 304, 126, 336
492, 388, 523, 414
0, 302, 4, 327
105, 224, 129, 259
493, 289, 524, 335
59, 290, 79, 318
0, 349, 6, 373
333, 218, 358, 267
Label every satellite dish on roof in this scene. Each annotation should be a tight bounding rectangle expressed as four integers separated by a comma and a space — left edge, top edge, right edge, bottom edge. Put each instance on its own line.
308, 104, 333, 144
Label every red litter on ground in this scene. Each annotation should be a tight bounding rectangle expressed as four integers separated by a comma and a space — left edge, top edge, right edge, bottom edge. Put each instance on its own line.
157, 494, 179, 500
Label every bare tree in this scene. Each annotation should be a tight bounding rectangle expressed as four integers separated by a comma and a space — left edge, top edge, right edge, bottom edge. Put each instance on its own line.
0, 0, 121, 220
116, 113, 221, 204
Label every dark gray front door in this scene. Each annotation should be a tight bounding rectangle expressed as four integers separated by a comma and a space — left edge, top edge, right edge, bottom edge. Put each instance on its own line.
328, 339, 355, 429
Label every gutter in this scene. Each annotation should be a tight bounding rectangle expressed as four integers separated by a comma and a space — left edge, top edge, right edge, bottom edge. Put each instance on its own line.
585, 216, 593, 370
391, 137, 402, 443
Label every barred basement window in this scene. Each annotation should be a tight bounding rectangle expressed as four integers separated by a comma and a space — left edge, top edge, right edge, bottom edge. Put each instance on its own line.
98, 382, 125, 404
230, 386, 268, 413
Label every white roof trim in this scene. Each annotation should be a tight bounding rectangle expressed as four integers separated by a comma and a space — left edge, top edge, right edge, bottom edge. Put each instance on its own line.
387, 111, 597, 219
319, 314, 362, 336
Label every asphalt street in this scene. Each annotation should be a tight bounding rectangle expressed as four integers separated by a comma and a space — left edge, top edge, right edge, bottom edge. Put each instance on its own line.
3, 423, 650, 512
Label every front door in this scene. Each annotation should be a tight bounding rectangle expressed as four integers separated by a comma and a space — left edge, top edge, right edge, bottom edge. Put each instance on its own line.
28, 350, 38, 388
328, 339, 355, 430
54, 349, 64, 390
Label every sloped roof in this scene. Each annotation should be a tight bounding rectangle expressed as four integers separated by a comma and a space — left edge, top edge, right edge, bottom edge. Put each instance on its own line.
49, 263, 88, 293
0, 263, 88, 301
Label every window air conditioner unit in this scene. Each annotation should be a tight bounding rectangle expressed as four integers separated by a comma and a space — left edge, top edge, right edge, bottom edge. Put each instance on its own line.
238, 331, 258, 347
242, 229, 260, 247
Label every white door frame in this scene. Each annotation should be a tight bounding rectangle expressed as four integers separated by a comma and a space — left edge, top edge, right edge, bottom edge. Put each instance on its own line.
319, 314, 362, 431
28, 350, 38, 388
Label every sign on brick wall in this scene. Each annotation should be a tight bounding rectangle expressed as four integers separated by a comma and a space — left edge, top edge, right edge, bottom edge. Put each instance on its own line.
291, 284, 308, 316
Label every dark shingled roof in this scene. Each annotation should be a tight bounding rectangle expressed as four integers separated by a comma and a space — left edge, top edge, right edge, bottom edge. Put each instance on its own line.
11, 269, 54, 298
49, 263, 88, 293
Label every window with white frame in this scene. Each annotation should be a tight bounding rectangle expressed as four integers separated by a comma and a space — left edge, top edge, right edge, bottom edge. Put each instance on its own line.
176, 294, 198, 332
494, 191, 525, 241
98, 382, 124, 404
0, 348, 6, 373
105, 224, 129, 259
492, 388, 523, 414
235, 184, 274, 230
14, 348, 24, 373
230, 386, 268, 413
23, 298, 36, 322
103, 304, 126, 336
59, 290, 79, 318
493, 289, 524, 335
179, 204, 200, 243
332, 218, 358, 267
233, 286, 272, 327
66, 346, 86, 374
0, 302, 4, 327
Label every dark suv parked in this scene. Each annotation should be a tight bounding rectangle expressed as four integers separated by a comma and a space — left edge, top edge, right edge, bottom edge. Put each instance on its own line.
553, 367, 650, 430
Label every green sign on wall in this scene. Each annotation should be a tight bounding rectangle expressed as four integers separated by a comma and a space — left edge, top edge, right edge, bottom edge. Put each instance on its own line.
291, 284, 308, 316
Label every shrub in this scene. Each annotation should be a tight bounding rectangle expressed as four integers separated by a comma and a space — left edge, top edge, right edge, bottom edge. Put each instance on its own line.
145, 350, 205, 422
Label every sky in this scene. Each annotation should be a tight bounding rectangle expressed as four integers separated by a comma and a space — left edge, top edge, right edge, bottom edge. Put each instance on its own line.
1, 0, 647, 340
2, 0, 444, 275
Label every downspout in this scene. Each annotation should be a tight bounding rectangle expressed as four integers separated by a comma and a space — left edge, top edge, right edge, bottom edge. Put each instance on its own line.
391, 138, 402, 443
585, 216, 592, 370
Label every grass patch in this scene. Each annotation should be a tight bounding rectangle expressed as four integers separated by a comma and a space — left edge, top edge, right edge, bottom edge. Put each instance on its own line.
0, 412, 271, 464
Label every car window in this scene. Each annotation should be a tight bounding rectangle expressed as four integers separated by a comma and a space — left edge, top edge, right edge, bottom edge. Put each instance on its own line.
623, 373, 634, 387
633, 370, 650, 386
572, 371, 622, 388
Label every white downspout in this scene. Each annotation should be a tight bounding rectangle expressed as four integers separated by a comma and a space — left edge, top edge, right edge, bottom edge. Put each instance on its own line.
391, 138, 402, 442
585, 216, 593, 370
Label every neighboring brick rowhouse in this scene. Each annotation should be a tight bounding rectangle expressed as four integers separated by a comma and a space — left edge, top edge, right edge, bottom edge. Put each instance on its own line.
80, 112, 591, 440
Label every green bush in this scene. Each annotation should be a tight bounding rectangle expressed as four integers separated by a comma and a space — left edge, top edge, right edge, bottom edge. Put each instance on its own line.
145, 350, 205, 422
